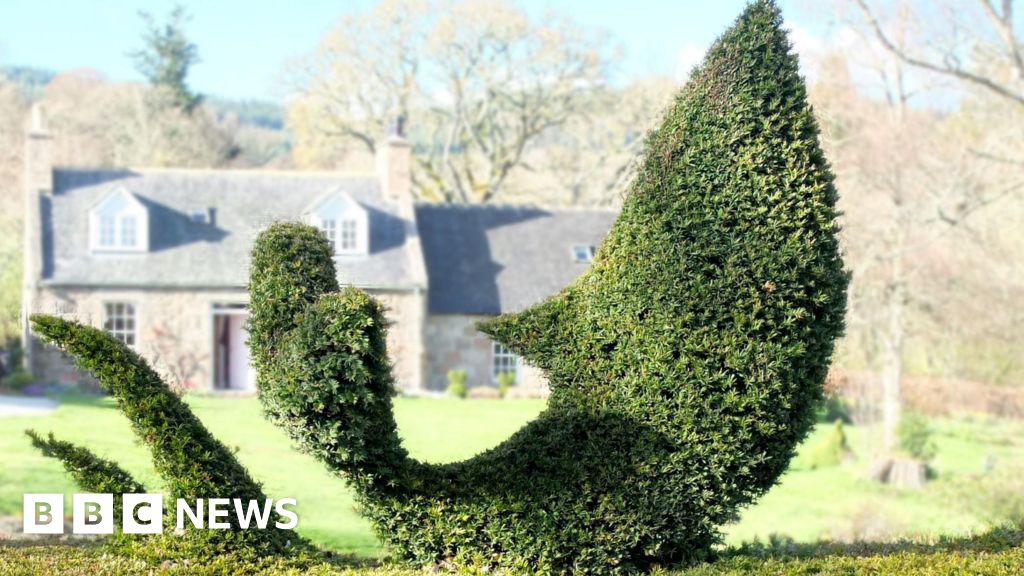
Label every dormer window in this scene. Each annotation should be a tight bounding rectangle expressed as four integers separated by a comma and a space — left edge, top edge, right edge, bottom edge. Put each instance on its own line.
339, 219, 359, 251
322, 218, 338, 250
90, 187, 149, 253
99, 215, 116, 247
572, 244, 596, 263
121, 216, 137, 247
306, 191, 369, 257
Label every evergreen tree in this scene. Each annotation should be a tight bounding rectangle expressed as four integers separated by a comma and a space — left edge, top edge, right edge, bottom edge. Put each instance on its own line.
131, 4, 201, 113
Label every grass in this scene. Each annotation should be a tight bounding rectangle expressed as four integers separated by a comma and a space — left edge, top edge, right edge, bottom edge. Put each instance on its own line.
1, 395, 1022, 557
0, 395, 545, 556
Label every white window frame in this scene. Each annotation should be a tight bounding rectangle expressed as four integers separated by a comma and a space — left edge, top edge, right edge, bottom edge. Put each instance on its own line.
321, 218, 338, 252
120, 216, 137, 248
99, 215, 116, 247
492, 342, 520, 384
89, 188, 149, 253
102, 302, 138, 349
307, 191, 369, 257
338, 219, 359, 252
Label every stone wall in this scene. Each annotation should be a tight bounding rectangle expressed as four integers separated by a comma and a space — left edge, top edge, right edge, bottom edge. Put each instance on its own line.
28, 286, 240, 392
27, 284, 425, 393
372, 288, 425, 392
423, 314, 548, 394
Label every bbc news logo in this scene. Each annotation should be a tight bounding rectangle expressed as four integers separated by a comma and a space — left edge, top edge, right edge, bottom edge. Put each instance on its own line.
23, 494, 298, 534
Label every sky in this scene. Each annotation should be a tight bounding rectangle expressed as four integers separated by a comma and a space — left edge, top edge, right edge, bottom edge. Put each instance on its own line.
0, 0, 834, 102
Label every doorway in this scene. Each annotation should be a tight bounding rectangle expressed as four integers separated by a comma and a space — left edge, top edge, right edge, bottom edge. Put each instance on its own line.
212, 304, 255, 392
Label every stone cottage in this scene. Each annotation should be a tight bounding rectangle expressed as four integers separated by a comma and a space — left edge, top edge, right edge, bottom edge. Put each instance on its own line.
21, 109, 615, 394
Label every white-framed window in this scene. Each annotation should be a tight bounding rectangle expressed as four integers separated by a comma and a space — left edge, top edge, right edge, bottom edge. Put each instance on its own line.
308, 191, 368, 256
103, 302, 137, 348
339, 219, 359, 252
120, 216, 137, 248
90, 188, 148, 252
99, 215, 116, 247
321, 219, 338, 252
492, 342, 520, 383
572, 244, 595, 263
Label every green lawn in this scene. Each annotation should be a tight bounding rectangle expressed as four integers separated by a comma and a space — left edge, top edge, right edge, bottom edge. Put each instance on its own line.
1, 395, 1022, 557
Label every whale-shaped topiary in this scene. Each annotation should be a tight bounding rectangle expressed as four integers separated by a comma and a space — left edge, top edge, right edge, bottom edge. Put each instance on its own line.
246, 1, 848, 573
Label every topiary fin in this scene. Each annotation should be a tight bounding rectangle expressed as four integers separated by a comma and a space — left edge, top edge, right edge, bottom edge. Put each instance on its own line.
28, 314, 301, 554
27, 429, 146, 494
26, 429, 145, 525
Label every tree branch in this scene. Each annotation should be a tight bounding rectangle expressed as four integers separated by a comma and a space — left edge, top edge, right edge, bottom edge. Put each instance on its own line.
854, 0, 1024, 107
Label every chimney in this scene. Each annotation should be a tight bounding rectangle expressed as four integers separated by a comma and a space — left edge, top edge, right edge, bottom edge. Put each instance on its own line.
22, 103, 54, 375
25, 103, 53, 194
377, 116, 412, 208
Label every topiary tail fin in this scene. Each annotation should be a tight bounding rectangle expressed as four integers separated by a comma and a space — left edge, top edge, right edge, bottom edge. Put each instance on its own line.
29, 314, 300, 554
27, 429, 145, 521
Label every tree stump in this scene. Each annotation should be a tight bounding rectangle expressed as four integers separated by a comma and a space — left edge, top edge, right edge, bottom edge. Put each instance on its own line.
869, 457, 928, 489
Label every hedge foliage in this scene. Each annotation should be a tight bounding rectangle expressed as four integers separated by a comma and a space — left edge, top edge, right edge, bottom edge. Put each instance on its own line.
4, 526, 1023, 575
27, 315, 303, 557
247, 1, 847, 573
26, 430, 146, 526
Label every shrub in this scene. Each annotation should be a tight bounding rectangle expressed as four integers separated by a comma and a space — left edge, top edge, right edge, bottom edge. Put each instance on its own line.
446, 369, 467, 398
496, 371, 515, 398
806, 420, 852, 470
2, 370, 34, 391
898, 411, 937, 461
2, 336, 24, 377
27, 314, 304, 558
818, 394, 851, 424
247, 1, 847, 572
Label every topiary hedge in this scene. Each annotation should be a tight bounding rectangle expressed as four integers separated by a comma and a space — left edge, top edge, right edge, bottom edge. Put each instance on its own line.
27, 315, 303, 558
246, 1, 847, 573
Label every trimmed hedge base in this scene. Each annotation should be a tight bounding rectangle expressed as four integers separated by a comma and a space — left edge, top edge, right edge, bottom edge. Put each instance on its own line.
3, 527, 1022, 575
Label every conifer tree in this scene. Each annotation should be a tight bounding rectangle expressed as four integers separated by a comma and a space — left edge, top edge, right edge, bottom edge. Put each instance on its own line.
131, 4, 201, 113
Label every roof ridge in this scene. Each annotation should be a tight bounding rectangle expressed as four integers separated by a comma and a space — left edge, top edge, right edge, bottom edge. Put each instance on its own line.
414, 201, 617, 214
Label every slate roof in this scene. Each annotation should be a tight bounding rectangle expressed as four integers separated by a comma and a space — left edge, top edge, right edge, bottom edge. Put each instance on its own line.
415, 203, 616, 315
42, 168, 420, 290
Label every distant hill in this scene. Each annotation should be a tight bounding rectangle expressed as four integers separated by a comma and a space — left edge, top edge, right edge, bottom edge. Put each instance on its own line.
207, 97, 285, 130
0, 66, 55, 100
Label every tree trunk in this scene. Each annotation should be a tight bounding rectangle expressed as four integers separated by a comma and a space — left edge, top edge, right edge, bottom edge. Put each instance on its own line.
881, 279, 905, 453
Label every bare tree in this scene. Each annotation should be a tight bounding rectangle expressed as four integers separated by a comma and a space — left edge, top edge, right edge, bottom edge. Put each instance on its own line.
854, 0, 1024, 107
853, 0, 1024, 171
42, 70, 236, 168
527, 77, 674, 207
814, 49, 1020, 463
0, 77, 27, 343
287, 0, 614, 203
